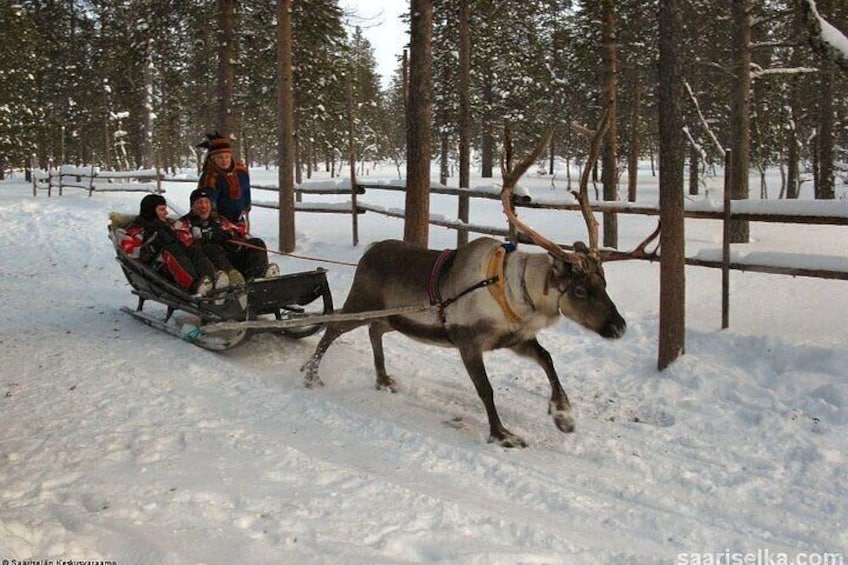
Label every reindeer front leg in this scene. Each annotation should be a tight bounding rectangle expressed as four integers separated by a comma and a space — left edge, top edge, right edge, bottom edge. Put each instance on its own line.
512, 339, 575, 433
458, 346, 527, 448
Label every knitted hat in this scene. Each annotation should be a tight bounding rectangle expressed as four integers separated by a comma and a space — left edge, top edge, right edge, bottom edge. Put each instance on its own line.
197, 132, 232, 157
139, 194, 167, 221
190, 188, 214, 205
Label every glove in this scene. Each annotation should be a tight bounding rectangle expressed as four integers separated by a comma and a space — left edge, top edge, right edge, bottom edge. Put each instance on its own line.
139, 233, 159, 262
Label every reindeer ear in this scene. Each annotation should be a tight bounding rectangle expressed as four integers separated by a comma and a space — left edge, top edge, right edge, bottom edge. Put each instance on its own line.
551, 256, 585, 277
550, 257, 586, 295
573, 241, 589, 254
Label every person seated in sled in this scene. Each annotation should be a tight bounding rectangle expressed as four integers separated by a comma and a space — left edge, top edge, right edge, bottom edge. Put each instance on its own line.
196, 132, 251, 225
119, 194, 224, 297
174, 188, 280, 282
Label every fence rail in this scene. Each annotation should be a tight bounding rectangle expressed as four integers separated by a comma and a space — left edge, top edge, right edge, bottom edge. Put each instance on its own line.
194, 177, 848, 281
32, 166, 848, 294
32, 165, 162, 197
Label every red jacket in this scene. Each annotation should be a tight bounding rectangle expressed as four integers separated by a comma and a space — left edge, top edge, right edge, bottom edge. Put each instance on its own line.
120, 217, 192, 261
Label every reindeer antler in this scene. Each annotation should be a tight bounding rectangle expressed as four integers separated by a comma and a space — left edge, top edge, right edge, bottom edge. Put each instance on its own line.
500, 131, 585, 265
599, 222, 661, 262
572, 108, 661, 264
572, 108, 612, 259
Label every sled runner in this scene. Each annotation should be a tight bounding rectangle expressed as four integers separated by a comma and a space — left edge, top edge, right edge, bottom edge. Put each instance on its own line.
108, 218, 334, 351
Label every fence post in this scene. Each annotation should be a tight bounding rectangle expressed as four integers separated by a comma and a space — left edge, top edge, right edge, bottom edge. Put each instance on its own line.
31, 155, 37, 197
155, 158, 163, 194
722, 149, 732, 329
88, 164, 96, 197
351, 179, 360, 247
347, 72, 359, 247
48, 161, 55, 197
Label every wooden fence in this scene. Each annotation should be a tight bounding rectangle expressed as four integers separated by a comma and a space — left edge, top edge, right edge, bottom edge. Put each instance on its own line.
32, 165, 162, 197
30, 168, 847, 285
31, 165, 847, 322
250, 181, 848, 281
257, 179, 848, 328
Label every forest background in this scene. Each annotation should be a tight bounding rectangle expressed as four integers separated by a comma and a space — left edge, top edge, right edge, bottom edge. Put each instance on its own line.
2, 0, 846, 204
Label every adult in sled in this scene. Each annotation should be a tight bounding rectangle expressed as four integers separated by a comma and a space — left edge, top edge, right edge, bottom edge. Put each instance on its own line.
175, 188, 279, 281
196, 133, 251, 224
120, 194, 219, 296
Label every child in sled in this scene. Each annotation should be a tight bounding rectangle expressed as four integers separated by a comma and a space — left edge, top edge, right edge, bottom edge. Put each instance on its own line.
119, 194, 227, 296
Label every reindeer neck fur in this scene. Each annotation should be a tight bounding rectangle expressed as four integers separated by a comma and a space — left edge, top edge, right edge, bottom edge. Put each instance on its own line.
500, 249, 562, 326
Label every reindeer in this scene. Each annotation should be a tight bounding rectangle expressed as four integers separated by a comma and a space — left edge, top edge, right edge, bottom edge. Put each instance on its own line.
301, 117, 658, 447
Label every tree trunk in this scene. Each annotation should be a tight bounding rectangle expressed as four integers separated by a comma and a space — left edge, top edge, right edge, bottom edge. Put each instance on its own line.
786, 11, 804, 200
457, 0, 471, 247
688, 142, 700, 195
628, 72, 640, 202
786, 121, 800, 199
601, 0, 618, 248
728, 0, 751, 243
142, 30, 154, 169
480, 64, 494, 179
816, 55, 835, 199
438, 55, 450, 186
658, 0, 686, 371
217, 0, 237, 139
294, 103, 303, 186
276, 0, 295, 253
404, 0, 433, 248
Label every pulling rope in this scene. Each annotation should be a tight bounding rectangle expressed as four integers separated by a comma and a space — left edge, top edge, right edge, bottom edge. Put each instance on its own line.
228, 239, 359, 267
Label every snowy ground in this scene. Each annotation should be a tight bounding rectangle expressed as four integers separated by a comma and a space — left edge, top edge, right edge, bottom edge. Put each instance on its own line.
1, 164, 846, 564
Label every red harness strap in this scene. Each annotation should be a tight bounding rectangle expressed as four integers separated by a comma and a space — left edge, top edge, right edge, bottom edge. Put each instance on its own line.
428, 249, 456, 308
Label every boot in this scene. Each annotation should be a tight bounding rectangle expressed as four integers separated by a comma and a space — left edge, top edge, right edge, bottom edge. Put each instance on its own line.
193, 276, 213, 297
214, 270, 230, 290
264, 263, 281, 278
227, 269, 246, 287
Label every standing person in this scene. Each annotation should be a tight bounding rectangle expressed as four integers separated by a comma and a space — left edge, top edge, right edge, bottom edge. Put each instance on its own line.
119, 194, 223, 296
175, 188, 280, 281
196, 132, 251, 224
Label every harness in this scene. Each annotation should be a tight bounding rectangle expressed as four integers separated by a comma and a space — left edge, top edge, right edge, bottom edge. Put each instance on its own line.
427, 244, 522, 324
485, 245, 523, 323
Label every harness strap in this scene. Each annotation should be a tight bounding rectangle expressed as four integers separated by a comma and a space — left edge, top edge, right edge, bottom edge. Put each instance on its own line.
427, 248, 499, 324
486, 245, 522, 323
428, 249, 455, 307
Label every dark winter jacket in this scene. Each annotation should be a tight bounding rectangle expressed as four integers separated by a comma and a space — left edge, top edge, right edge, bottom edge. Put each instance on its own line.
174, 210, 247, 246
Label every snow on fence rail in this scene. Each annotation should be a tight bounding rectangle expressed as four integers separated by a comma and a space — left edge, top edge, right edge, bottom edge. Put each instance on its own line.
33, 168, 847, 285
32, 166, 163, 197
251, 179, 848, 279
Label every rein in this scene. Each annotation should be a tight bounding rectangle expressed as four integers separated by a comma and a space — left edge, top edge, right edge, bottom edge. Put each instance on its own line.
228, 239, 359, 267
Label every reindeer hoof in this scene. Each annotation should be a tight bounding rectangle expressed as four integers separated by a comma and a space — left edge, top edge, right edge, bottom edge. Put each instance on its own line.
488, 431, 528, 448
550, 400, 575, 433
375, 375, 398, 393
304, 374, 325, 389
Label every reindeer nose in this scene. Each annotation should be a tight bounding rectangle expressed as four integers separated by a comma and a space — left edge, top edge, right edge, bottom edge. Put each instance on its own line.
600, 311, 627, 339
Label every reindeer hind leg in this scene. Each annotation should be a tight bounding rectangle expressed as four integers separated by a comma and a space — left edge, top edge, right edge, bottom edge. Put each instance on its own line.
368, 321, 398, 392
301, 320, 361, 388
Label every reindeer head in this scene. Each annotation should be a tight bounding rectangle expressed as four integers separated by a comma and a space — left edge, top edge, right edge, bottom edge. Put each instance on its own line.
499, 116, 658, 339
547, 244, 625, 338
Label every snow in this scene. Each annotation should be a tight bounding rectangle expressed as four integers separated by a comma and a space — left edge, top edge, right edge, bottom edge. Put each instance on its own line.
1, 164, 847, 564
808, 0, 848, 62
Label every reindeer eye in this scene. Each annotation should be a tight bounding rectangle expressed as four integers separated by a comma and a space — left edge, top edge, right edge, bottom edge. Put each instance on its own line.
572, 285, 588, 299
